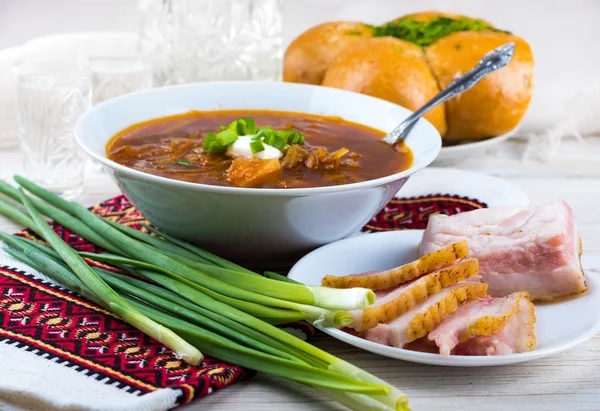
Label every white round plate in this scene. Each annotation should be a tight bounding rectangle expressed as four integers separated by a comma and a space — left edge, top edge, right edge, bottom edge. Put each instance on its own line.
289, 230, 600, 366
399, 168, 529, 208
433, 127, 519, 167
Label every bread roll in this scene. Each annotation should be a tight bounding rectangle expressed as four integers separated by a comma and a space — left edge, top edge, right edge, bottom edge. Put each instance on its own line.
283, 13, 534, 142
322, 37, 447, 135
425, 31, 534, 141
283, 21, 372, 85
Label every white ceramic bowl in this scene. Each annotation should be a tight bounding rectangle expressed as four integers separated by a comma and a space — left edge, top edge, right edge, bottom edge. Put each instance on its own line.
75, 82, 441, 265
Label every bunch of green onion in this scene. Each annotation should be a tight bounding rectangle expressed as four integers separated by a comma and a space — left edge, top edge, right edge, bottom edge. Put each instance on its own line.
202, 117, 305, 154
0, 176, 410, 411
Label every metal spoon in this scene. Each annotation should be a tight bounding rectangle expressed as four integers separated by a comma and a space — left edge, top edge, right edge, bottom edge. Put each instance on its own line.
383, 42, 516, 145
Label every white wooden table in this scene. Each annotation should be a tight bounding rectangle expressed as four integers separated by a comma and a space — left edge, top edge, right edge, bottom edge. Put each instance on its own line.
1, 138, 599, 411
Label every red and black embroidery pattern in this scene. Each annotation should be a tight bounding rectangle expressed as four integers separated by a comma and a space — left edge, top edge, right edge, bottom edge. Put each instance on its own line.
1, 194, 258, 405
363, 195, 487, 232
0, 266, 253, 399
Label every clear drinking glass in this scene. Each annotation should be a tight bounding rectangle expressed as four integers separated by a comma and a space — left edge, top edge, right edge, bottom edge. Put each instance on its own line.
85, 37, 154, 172
14, 57, 92, 199
137, 0, 283, 86
87, 37, 154, 105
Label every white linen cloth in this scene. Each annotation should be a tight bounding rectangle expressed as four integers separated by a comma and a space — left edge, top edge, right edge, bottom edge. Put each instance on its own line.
0, 247, 179, 411
521, 84, 600, 161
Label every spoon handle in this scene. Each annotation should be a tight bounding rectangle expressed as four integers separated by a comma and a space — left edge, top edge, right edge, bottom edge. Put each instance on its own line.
383, 42, 516, 145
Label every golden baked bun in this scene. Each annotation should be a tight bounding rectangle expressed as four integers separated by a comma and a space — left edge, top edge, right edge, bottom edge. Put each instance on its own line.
322, 37, 447, 135
425, 31, 534, 141
283, 21, 372, 85
283, 12, 534, 142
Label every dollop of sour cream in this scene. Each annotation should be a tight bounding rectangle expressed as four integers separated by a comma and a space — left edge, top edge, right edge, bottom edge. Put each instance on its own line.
226, 135, 283, 160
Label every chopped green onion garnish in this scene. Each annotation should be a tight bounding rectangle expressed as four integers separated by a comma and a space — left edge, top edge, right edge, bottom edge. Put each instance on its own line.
217, 128, 238, 145
234, 118, 257, 135
251, 129, 265, 141
204, 118, 306, 155
202, 132, 223, 153
262, 130, 275, 146
271, 135, 288, 151
174, 160, 192, 166
259, 126, 274, 142
203, 129, 240, 154
284, 130, 305, 145
222, 118, 258, 135
250, 139, 265, 154
252, 126, 304, 153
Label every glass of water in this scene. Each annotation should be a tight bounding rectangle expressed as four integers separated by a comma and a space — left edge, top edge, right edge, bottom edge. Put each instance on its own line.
14, 57, 92, 199
137, 0, 283, 86
87, 37, 154, 104
85, 37, 154, 172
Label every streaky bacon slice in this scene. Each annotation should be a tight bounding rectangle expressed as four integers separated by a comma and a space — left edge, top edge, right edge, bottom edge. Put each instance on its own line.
428, 291, 536, 356
420, 200, 586, 300
364, 280, 488, 348
450, 293, 536, 355
348, 258, 479, 331
321, 241, 469, 290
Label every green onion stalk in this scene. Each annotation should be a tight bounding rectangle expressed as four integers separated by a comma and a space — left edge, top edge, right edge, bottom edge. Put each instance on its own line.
3, 176, 410, 410
0, 181, 120, 254
99, 271, 318, 366
10, 190, 203, 366
0, 179, 193, 261
80, 248, 373, 311
77, 225, 372, 315
312, 386, 398, 411
131, 236, 375, 310
129, 268, 306, 325
1, 235, 316, 367
1, 234, 399, 405
0, 197, 35, 228
13, 177, 372, 315
141, 223, 256, 274
123, 268, 408, 410
3, 237, 309, 367
0, 179, 216, 268
0, 220, 303, 326
133, 302, 387, 394
77, 251, 351, 328
102, 218, 213, 263
85, 264, 406, 409
264, 270, 301, 284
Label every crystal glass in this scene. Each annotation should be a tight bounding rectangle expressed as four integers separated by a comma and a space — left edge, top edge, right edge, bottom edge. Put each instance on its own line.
87, 37, 154, 104
0, 47, 22, 149
137, 0, 283, 86
14, 58, 92, 199
85, 37, 154, 173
